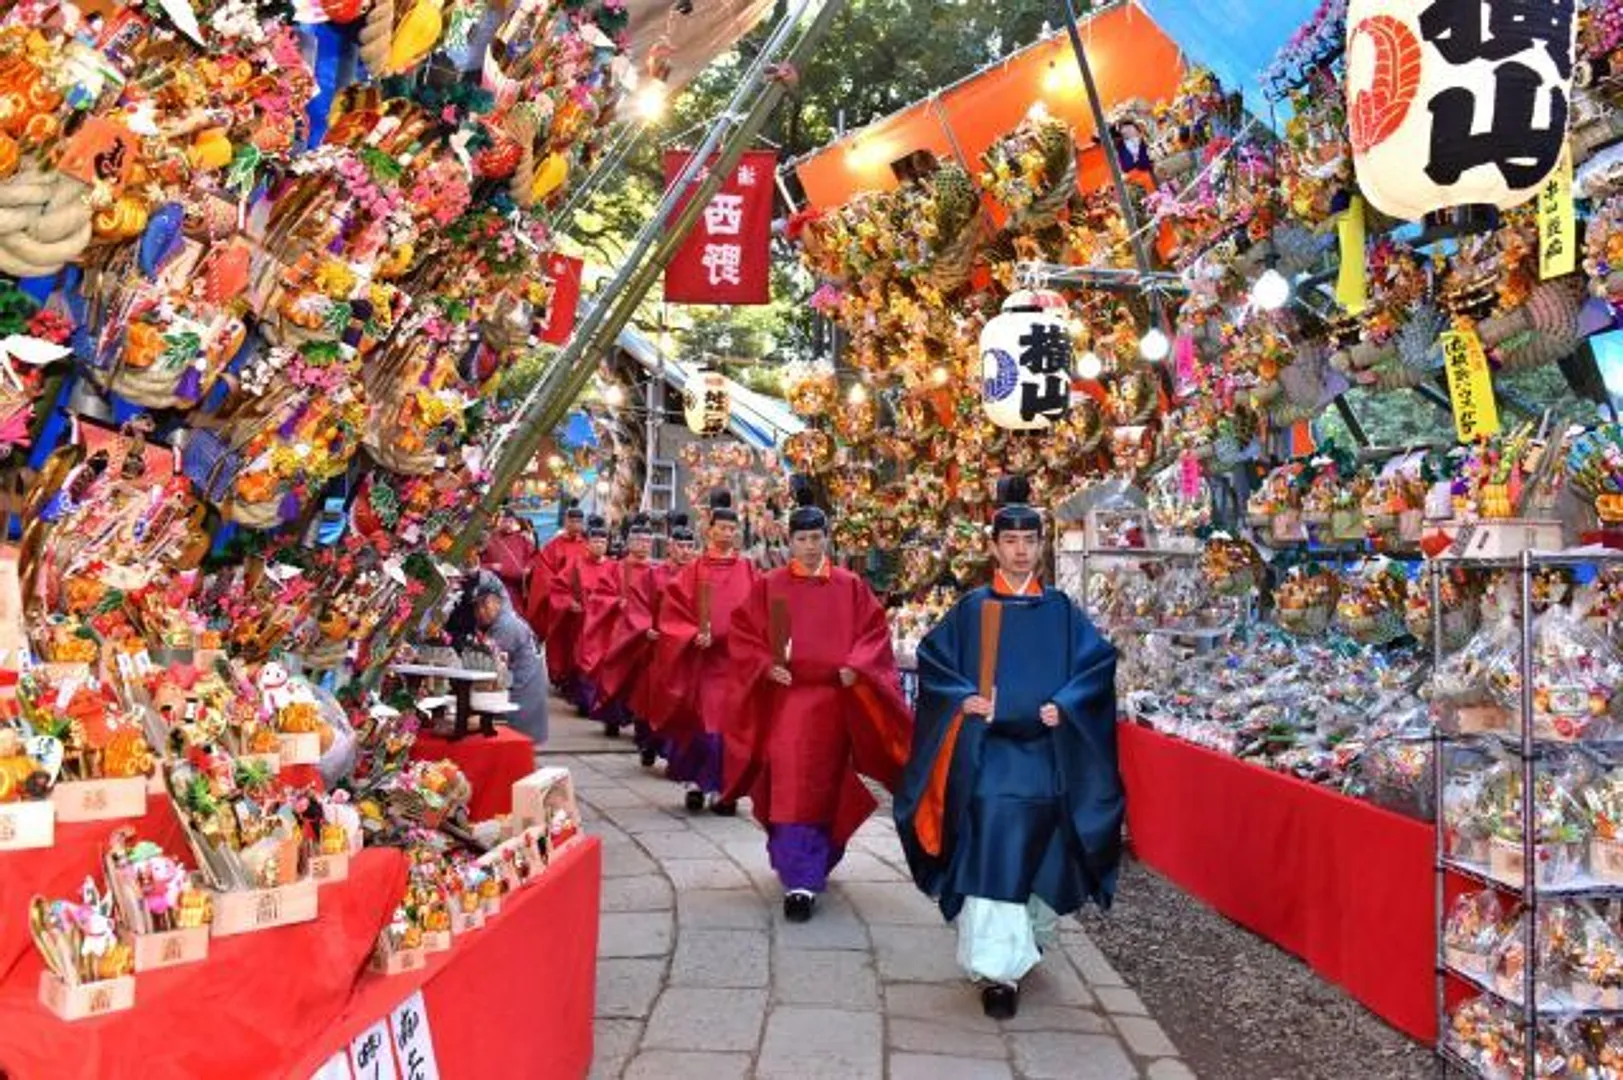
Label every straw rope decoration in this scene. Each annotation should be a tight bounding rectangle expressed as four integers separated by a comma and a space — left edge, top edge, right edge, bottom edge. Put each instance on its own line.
0, 168, 92, 278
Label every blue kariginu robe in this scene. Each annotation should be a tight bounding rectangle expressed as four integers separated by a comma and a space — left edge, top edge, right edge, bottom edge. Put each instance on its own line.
894, 580, 1123, 920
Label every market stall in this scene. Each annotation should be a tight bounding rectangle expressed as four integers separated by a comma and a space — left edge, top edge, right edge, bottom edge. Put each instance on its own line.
0, 838, 600, 1080
0, 0, 770, 1064
787, 2, 1623, 1074
1119, 722, 1435, 1041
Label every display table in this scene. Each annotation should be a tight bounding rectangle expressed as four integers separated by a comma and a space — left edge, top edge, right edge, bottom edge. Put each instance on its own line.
0, 837, 601, 1080
291, 836, 600, 1080
1117, 722, 1435, 1042
409, 726, 536, 820
0, 797, 187, 983
389, 664, 497, 739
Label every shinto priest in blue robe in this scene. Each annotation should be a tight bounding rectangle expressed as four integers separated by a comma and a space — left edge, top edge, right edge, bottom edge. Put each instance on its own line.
894, 574, 1124, 928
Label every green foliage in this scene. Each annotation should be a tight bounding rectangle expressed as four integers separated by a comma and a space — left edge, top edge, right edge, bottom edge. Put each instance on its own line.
558, 0, 1061, 393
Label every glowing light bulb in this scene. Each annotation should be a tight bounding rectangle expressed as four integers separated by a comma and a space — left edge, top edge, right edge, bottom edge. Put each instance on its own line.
1077, 351, 1103, 380
604, 384, 626, 407
632, 80, 667, 122
847, 382, 868, 405
1252, 267, 1291, 312
1139, 327, 1171, 362
930, 366, 950, 387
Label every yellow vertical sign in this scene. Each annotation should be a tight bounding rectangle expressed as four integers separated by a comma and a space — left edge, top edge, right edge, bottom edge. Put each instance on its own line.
1336, 195, 1368, 315
1538, 151, 1576, 280
1440, 329, 1501, 443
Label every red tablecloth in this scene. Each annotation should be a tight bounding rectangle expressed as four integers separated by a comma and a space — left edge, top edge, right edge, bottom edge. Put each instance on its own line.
409, 727, 535, 820
1118, 723, 1436, 1042
0, 848, 407, 1080
290, 836, 601, 1080
0, 796, 187, 984
0, 837, 601, 1080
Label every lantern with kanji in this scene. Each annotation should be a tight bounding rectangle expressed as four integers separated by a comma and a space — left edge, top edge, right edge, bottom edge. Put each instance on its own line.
683, 368, 730, 437
1346, 0, 1577, 222
979, 288, 1073, 430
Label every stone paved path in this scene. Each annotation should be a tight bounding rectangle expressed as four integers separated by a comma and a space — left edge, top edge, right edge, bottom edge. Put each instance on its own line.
549, 749, 1196, 1080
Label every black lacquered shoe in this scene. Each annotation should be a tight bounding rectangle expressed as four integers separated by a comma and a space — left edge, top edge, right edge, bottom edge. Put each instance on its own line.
640, 746, 659, 768
684, 789, 705, 812
709, 800, 738, 817
980, 982, 1019, 1020
784, 892, 815, 923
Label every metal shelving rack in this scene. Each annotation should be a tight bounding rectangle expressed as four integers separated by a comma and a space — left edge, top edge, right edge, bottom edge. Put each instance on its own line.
1432, 550, 1623, 1079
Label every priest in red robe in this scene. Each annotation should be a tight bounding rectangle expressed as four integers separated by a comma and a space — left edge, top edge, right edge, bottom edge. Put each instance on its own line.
543, 515, 615, 711
629, 514, 699, 768
721, 490, 913, 922
648, 491, 756, 813
480, 511, 535, 611
578, 514, 659, 740
523, 500, 588, 641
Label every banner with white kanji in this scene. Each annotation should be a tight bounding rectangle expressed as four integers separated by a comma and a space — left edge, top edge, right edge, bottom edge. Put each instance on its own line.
663, 149, 776, 306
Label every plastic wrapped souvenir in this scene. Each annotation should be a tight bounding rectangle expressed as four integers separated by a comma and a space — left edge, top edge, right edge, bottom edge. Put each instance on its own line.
1274, 564, 1338, 637
1333, 559, 1410, 645
1490, 606, 1623, 743
1433, 615, 1521, 735
1405, 570, 1483, 653
1443, 889, 1512, 979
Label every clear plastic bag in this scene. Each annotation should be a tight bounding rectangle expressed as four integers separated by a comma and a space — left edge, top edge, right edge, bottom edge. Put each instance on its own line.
1434, 614, 1521, 735
1506, 604, 1623, 743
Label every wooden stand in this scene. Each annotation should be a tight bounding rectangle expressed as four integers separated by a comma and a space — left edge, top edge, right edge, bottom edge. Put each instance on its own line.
38, 972, 135, 1021
369, 947, 428, 976
0, 799, 54, 850
211, 879, 319, 938
513, 767, 578, 830
1434, 518, 1564, 559
276, 732, 322, 766
307, 852, 350, 884
388, 664, 497, 742
51, 777, 148, 823
450, 906, 484, 934
421, 930, 452, 953
133, 926, 210, 972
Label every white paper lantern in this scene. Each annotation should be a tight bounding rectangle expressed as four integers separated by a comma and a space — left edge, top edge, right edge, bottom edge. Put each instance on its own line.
683, 369, 730, 437
979, 289, 1073, 431
1346, 0, 1576, 222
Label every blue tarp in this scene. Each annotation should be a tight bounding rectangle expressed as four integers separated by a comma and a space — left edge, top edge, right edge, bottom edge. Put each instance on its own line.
1137, 0, 1322, 118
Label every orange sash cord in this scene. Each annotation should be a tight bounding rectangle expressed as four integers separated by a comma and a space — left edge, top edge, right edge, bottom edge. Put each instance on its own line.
916, 601, 1001, 857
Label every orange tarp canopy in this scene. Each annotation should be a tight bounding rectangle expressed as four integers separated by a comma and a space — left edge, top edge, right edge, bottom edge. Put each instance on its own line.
793, 3, 1185, 211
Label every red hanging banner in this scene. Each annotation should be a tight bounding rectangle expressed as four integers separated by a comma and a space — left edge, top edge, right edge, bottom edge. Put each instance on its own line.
662, 150, 776, 306
538, 253, 585, 345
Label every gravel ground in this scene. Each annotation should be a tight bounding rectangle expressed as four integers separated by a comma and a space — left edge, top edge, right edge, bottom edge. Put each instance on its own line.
1076, 857, 1436, 1080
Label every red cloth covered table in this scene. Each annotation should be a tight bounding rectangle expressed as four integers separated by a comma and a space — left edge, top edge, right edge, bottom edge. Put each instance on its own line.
0, 837, 601, 1080
290, 836, 601, 1080
1118, 723, 1436, 1042
409, 726, 535, 820
0, 796, 187, 983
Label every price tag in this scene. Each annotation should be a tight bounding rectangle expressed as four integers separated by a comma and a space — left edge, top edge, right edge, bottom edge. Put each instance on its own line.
348, 1019, 398, 1080
389, 992, 441, 1080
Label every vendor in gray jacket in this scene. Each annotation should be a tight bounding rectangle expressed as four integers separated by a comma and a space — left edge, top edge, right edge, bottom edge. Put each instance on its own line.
470, 571, 550, 745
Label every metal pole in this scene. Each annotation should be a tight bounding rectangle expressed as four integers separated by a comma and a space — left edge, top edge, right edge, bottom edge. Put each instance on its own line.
1057, 0, 1165, 326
